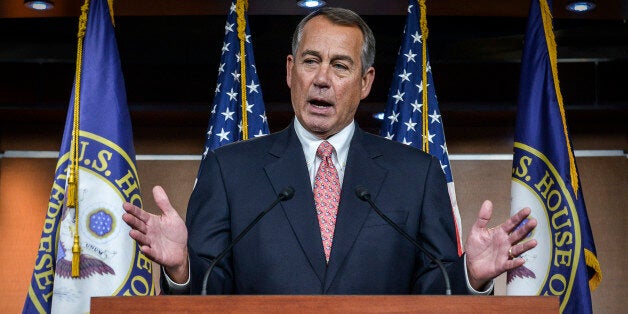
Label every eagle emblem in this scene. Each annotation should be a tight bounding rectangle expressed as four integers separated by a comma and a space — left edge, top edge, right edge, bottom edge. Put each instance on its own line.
55, 203, 115, 279
55, 236, 115, 279
507, 265, 536, 284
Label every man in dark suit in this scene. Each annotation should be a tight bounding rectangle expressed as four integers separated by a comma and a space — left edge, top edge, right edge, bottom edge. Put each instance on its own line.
123, 7, 536, 295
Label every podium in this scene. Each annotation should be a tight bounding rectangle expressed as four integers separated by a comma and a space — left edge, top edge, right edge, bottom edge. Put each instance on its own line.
91, 295, 558, 313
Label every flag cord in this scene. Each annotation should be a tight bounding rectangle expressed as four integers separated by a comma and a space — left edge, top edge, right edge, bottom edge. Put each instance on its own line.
418, 0, 429, 153
68, 0, 90, 278
539, 0, 578, 196
237, 0, 248, 140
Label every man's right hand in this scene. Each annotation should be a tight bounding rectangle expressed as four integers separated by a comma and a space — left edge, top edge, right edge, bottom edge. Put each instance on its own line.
122, 185, 189, 283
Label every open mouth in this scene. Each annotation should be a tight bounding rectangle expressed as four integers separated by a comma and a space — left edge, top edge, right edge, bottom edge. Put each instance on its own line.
309, 99, 333, 108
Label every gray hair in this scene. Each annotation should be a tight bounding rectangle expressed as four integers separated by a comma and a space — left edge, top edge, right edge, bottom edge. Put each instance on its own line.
291, 7, 376, 75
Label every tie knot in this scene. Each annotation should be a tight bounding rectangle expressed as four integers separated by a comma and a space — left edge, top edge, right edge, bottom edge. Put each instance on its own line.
316, 141, 334, 158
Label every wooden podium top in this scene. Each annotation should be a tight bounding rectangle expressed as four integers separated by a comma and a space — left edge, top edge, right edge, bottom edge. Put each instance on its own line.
91, 295, 558, 313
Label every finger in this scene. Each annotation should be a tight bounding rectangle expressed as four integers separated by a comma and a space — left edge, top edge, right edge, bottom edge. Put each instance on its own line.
138, 245, 158, 262
153, 186, 178, 216
473, 200, 493, 230
502, 207, 532, 234
129, 229, 151, 246
504, 256, 527, 271
505, 240, 536, 270
122, 212, 148, 234
122, 202, 150, 223
509, 217, 537, 243
512, 239, 538, 257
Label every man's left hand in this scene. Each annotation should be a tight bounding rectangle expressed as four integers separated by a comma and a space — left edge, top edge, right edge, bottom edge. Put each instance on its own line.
464, 200, 538, 291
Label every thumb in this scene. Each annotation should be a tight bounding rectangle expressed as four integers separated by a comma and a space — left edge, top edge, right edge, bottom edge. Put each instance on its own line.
152, 185, 177, 216
473, 200, 493, 230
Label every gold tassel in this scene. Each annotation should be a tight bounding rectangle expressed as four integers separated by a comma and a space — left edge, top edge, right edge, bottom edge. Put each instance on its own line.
66, 169, 77, 208
71, 232, 81, 277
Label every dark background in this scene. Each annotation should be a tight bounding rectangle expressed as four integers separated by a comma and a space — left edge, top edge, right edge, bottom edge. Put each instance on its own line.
0, 2, 626, 312
1, 0, 626, 134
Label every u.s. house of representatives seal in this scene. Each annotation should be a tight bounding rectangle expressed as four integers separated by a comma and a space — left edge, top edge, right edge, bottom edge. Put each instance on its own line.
507, 142, 582, 310
52, 131, 153, 312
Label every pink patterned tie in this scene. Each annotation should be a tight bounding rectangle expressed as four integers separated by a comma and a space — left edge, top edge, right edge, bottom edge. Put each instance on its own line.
314, 141, 340, 263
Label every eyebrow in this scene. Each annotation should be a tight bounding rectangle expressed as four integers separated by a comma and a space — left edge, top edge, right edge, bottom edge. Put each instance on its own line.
301, 49, 355, 66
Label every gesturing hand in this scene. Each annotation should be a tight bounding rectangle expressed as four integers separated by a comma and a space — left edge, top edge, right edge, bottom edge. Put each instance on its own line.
122, 186, 189, 282
464, 200, 537, 290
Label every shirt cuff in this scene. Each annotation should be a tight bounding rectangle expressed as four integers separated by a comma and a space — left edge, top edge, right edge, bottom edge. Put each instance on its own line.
463, 254, 494, 295
163, 256, 191, 294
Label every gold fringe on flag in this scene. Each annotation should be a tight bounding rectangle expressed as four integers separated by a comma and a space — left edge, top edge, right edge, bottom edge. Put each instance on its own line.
539, 0, 579, 196
540, 0, 602, 292
236, 0, 249, 140
108, 0, 115, 26
418, 0, 429, 153
69, 0, 91, 278
585, 248, 602, 291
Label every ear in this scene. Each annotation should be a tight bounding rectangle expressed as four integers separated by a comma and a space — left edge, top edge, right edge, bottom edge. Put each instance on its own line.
286, 55, 294, 89
360, 67, 375, 100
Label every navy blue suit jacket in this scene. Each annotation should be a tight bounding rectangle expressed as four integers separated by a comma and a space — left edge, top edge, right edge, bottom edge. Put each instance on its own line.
178, 123, 468, 295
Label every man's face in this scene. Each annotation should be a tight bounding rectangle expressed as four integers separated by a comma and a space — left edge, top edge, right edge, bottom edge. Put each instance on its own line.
286, 16, 375, 139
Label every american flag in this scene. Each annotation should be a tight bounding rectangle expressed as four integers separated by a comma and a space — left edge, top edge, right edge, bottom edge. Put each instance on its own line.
380, 0, 462, 254
202, 0, 269, 158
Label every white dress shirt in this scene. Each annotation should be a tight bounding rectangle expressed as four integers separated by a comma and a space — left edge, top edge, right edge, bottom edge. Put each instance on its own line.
293, 118, 354, 189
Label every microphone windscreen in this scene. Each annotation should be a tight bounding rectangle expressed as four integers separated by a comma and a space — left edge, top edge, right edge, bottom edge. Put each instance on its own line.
354, 185, 370, 201
279, 186, 295, 200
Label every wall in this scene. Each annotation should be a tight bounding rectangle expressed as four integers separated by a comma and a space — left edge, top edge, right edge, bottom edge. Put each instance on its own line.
1, 123, 625, 313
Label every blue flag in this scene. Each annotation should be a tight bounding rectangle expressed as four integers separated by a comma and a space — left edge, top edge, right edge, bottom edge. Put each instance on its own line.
507, 1, 601, 312
201, 0, 269, 160
23, 0, 154, 312
380, 0, 462, 254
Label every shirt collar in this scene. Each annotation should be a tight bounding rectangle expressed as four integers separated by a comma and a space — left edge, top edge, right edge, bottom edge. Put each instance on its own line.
293, 118, 354, 167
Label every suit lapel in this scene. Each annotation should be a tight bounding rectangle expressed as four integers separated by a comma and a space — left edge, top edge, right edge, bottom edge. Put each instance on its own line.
264, 124, 327, 284
324, 128, 387, 292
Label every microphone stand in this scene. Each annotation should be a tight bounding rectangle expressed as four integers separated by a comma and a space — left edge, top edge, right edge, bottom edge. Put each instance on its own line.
355, 185, 452, 295
201, 186, 294, 295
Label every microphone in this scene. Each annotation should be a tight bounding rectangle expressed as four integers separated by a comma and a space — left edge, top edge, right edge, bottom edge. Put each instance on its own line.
201, 186, 295, 295
354, 185, 452, 295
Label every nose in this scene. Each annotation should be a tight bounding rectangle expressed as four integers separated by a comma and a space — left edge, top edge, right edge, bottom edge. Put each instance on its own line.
313, 64, 331, 90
